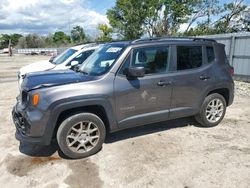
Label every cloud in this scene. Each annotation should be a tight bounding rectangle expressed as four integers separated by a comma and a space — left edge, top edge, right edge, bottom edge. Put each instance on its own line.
0, 0, 109, 35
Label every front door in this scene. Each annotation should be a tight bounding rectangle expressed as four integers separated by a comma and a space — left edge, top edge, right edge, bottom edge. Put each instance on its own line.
114, 45, 173, 128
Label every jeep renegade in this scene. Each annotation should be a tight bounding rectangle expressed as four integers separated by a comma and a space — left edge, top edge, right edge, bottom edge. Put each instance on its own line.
12, 38, 234, 159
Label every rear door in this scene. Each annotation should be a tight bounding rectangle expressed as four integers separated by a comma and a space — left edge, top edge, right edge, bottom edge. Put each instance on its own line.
114, 45, 174, 128
169, 44, 215, 119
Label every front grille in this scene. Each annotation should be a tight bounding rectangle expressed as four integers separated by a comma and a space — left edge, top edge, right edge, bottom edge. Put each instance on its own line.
13, 112, 30, 135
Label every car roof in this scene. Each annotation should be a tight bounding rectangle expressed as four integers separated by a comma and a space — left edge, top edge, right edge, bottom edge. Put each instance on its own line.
70, 43, 99, 50
77, 45, 100, 52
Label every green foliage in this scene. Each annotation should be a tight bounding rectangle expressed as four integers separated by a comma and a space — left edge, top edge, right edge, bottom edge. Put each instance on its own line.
71, 25, 86, 44
0, 33, 23, 49
96, 24, 113, 42
158, 0, 194, 36
107, 0, 199, 38
213, 1, 247, 33
107, 0, 248, 38
107, 0, 149, 39
53, 31, 71, 46
185, 0, 247, 36
17, 34, 46, 48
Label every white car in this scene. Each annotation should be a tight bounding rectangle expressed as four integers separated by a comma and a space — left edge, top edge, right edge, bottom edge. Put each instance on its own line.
18, 43, 99, 84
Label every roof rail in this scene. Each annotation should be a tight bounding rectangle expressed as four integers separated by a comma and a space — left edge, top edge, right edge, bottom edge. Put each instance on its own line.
132, 37, 216, 43
79, 42, 100, 49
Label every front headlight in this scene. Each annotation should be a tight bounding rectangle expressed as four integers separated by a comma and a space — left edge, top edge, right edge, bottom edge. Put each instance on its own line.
21, 90, 29, 105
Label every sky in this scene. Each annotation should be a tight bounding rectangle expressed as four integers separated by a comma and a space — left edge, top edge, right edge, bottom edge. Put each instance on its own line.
0, 0, 249, 36
0, 0, 115, 36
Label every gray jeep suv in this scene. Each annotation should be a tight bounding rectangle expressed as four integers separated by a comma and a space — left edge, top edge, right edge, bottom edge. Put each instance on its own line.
12, 38, 234, 159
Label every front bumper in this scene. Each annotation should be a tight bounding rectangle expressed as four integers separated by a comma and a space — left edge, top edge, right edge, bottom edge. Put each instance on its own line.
12, 104, 51, 145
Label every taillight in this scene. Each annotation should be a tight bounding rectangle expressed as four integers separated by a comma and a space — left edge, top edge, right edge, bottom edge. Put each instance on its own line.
230, 66, 234, 76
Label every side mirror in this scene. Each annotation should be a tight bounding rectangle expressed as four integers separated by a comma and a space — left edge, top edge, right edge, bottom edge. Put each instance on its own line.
49, 56, 55, 63
70, 61, 79, 67
126, 67, 145, 79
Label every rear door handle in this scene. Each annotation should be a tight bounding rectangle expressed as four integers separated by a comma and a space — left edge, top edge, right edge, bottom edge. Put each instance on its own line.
199, 75, 210, 80
157, 81, 172, 86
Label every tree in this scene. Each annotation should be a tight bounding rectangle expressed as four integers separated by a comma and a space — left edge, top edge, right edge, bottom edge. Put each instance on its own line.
107, 0, 200, 39
241, 7, 250, 31
0, 33, 23, 49
107, 0, 149, 39
17, 34, 45, 48
185, 0, 247, 35
71, 26, 86, 44
154, 0, 195, 36
44, 34, 55, 47
213, 0, 247, 33
17, 37, 28, 48
53, 31, 71, 46
184, 0, 220, 34
96, 24, 113, 42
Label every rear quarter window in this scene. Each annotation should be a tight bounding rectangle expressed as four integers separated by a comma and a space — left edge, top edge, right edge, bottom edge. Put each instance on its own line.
206, 46, 215, 64
177, 46, 202, 70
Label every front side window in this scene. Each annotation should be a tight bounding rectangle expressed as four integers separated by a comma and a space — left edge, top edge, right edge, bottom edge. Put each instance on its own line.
131, 46, 169, 74
177, 46, 202, 70
52, 49, 77, 65
118, 54, 131, 75
80, 44, 126, 76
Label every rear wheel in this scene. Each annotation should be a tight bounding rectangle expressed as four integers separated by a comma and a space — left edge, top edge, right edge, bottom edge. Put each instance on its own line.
57, 113, 106, 159
195, 93, 226, 127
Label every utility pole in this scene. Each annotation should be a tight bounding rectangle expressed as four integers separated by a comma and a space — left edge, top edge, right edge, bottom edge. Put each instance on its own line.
8, 39, 12, 57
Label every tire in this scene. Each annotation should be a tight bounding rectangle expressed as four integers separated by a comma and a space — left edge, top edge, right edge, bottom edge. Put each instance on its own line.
57, 113, 106, 159
195, 93, 226, 127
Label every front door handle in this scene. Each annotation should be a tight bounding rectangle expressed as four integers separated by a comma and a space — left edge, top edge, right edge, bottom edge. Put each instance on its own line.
157, 81, 172, 86
199, 75, 210, 80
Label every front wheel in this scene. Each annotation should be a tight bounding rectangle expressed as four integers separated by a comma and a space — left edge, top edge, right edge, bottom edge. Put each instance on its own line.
195, 93, 226, 127
57, 113, 106, 159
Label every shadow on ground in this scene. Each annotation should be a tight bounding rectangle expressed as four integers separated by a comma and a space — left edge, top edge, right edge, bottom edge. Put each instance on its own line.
19, 117, 196, 158
105, 117, 195, 143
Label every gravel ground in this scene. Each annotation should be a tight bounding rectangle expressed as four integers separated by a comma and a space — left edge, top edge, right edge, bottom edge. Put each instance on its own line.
0, 54, 250, 188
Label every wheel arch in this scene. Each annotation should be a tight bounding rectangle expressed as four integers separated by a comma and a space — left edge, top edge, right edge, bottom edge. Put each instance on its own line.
206, 88, 230, 106
44, 98, 117, 144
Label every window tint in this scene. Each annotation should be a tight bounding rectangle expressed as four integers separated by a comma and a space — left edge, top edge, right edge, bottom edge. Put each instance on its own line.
132, 46, 169, 74
206, 46, 215, 64
177, 46, 202, 70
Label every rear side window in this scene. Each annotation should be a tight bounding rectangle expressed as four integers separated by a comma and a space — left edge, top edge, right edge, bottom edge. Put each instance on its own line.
206, 46, 215, 64
177, 46, 202, 70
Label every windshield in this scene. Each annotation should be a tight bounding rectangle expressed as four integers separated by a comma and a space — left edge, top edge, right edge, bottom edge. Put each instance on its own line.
80, 44, 126, 76
52, 49, 77, 65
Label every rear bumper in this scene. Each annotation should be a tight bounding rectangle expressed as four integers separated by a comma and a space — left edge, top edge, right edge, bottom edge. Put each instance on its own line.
228, 82, 234, 106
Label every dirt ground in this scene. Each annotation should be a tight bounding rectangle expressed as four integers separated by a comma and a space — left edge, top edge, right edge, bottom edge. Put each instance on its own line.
0, 54, 250, 188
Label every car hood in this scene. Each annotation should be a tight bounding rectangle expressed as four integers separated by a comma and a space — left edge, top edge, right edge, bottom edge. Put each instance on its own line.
21, 70, 95, 91
19, 60, 56, 76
